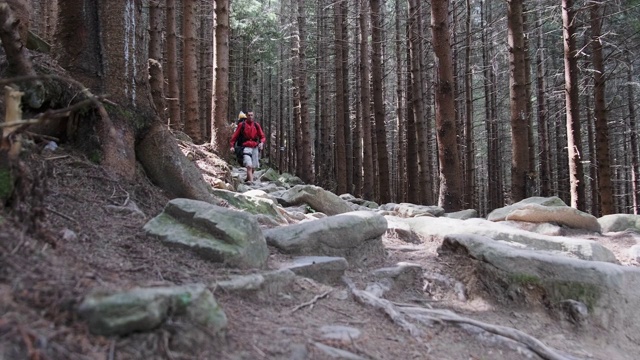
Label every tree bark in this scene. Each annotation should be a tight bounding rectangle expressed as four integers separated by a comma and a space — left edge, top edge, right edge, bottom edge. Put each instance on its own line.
431, 0, 463, 211
334, 2, 347, 195
213, 0, 231, 152
562, 0, 585, 210
370, 0, 390, 204
507, 0, 529, 203
148, 0, 166, 120
166, 0, 181, 130
590, 3, 613, 215
359, 0, 374, 200
182, 0, 201, 143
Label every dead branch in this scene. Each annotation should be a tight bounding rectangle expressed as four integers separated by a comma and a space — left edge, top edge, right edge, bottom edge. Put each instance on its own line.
290, 290, 332, 313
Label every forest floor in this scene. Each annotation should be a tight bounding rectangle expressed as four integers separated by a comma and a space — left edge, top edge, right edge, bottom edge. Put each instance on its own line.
0, 143, 638, 360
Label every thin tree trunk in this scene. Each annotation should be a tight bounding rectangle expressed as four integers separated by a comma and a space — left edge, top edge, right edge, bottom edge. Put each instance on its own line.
334, 2, 347, 194
395, 0, 405, 203
370, 0, 390, 203
627, 60, 640, 214
294, 0, 313, 184
406, 37, 419, 204
359, 0, 374, 200
563, 0, 585, 209
213, 0, 230, 152
464, 0, 474, 207
166, 0, 181, 130
590, 2, 613, 215
431, 0, 463, 211
536, 13, 550, 197
408, 0, 428, 205
149, 1, 166, 120
507, 0, 529, 203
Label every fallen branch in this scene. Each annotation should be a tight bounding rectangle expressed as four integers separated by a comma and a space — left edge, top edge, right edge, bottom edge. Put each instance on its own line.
342, 277, 421, 338
290, 290, 331, 313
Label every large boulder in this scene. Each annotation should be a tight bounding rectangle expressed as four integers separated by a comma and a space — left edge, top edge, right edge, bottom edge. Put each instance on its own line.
397, 216, 616, 262
439, 234, 640, 334
264, 211, 387, 265
210, 188, 287, 224
598, 214, 640, 233
379, 203, 444, 218
144, 198, 269, 269
487, 196, 567, 222
276, 185, 353, 215
78, 284, 227, 336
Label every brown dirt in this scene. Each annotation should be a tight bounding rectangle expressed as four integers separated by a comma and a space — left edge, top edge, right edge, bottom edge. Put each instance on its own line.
0, 143, 638, 360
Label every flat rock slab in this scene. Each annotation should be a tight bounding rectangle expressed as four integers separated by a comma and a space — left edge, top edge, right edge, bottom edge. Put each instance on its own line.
78, 284, 227, 336
439, 234, 640, 334
144, 198, 269, 269
280, 256, 349, 284
264, 211, 387, 266
400, 216, 616, 262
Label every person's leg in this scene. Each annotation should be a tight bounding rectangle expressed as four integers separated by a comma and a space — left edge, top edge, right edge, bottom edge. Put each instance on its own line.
250, 148, 260, 181
246, 166, 254, 181
243, 148, 253, 182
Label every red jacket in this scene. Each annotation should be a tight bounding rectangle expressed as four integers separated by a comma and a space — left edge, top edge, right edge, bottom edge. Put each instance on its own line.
230, 119, 266, 148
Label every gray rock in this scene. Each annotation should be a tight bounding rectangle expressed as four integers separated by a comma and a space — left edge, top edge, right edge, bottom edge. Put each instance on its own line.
371, 262, 423, 289
504, 203, 601, 233
265, 211, 387, 266
598, 214, 640, 233
78, 284, 227, 336
487, 196, 567, 222
144, 198, 269, 269
210, 188, 287, 224
444, 209, 479, 220
439, 234, 640, 334
385, 215, 422, 243
277, 185, 353, 215
399, 216, 616, 262
280, 256, 349, 284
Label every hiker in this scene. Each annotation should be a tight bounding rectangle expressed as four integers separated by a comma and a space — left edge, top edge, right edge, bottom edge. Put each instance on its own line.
230, 111, 265, 183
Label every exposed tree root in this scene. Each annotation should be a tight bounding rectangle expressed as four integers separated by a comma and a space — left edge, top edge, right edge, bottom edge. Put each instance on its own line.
343, 276, 573, 360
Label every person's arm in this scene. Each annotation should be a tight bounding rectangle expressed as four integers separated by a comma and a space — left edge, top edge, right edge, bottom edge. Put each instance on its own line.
230, 124, 241, 148
258, 123, 266, 144
256, 123, 266, 150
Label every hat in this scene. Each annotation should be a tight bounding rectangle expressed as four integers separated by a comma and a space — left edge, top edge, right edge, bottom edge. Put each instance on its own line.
238, 111, 247, 119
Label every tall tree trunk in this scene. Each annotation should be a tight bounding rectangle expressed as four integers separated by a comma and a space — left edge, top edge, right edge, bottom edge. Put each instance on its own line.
590, 2, 613, 215
341, 2, 352, 194
562, 0, 585, 209
394, 0, 405, 203
627, 60, 640, 215
293, 0, 313, 184
370, 0, 390, 203
213, 0, 231, 152
166, 0, 181, 130
408, 0, 428, 204
200, 4, 213, 140
464, 0, 474, 208
507, 0, 529, 203
405, 33, 419, 204
431, 0, 463, 211
334, 2, 347, 194
536, 13, 551, 197
359, 0, 374, 200
182, 0, 201, 142
149, 1, 166, 120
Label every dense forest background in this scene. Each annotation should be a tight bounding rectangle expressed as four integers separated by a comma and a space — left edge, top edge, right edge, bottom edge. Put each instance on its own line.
12, 0, 640, 216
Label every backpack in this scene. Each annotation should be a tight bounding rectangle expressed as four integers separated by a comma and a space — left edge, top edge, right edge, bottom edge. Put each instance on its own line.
233, 121, 263, 163
234, 121, 246, 163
